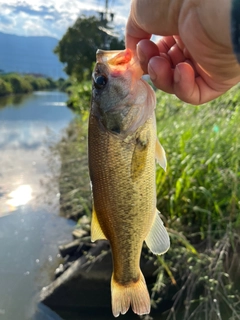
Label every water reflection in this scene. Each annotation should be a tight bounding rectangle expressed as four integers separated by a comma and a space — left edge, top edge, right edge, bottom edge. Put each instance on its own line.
0, 91, 76, 320
7, 184, 32, 207
0, 208, 75, 320
0, 91, 74, 216
0, 94, 30, 109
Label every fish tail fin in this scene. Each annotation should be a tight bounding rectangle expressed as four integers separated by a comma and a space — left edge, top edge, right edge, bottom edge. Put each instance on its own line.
111, 271, 151, 317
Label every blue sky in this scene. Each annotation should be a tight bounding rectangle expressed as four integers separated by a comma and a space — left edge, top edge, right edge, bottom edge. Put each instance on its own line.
0, 0, 130, 39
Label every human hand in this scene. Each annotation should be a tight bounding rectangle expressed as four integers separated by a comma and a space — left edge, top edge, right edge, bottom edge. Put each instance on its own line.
126, 0, 240, 105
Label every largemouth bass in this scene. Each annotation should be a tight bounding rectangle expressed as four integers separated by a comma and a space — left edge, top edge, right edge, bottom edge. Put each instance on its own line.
88, 48, 170, 317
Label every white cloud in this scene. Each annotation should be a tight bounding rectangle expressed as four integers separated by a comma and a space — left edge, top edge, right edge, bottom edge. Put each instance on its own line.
0, 0, 130, 39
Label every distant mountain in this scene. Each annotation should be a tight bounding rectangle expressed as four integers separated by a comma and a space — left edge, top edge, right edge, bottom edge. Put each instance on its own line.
0, 32, 66, 79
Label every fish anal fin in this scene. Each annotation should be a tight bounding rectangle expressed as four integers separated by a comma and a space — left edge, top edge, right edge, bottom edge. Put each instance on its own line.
155, 139, 167, 171
111, 271, 150, 317
145, 209, 170, 255
91, 206, 107, 242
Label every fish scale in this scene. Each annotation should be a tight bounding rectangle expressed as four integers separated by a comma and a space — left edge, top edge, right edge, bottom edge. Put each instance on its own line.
89, 49, 170, 317
89, 113, 155, 279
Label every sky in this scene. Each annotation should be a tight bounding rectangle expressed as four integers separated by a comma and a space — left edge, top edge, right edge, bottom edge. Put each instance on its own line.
0, 0, 130, 39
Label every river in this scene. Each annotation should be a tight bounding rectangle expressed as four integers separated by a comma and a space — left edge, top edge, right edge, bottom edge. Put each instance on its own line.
0, 91, 76, 320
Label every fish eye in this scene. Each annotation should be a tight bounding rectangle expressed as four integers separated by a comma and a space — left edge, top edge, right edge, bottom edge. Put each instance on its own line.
94, 75, 108, 89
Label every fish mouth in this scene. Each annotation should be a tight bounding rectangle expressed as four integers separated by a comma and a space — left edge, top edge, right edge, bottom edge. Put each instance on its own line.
96, 49, 143, 80
96, 49, 133, 66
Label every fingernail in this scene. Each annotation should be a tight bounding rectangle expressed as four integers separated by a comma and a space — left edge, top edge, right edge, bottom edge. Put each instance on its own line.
137, 44, 146, 64
148, 60, 157, 81
174, 66, 181, 84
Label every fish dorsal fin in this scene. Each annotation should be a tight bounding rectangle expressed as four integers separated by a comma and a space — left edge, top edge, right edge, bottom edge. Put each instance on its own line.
91, 205, 107, 242
145, 209, 170, 255
155, 139, 167, 171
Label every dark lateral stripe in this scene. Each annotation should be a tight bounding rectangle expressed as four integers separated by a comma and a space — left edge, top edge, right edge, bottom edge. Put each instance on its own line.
231, 0, 240, 63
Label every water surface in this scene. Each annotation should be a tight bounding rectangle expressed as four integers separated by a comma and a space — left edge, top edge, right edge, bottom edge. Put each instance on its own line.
0, 91, 76, 320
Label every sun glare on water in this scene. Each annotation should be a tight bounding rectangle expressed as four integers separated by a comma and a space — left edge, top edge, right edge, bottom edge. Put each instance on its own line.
7, 185, 33, 207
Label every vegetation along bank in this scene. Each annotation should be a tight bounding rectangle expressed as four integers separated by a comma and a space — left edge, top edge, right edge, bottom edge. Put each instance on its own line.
0, 73, 64, 97
46, 80, 240, 320
44, 13, 240, 320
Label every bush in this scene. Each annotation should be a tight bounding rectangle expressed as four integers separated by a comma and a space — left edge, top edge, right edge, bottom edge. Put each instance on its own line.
58, 78, 72, 91
0, 74, 60, 96
0, 78, 12, 96
66, 80, 91, 112
4, 74, 33, 94
46, 77, 57, 89
23, 75, 47, 90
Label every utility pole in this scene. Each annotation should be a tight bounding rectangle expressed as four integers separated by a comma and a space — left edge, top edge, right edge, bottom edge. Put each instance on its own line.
99, 0, 114, 23
98, 0, 115, 48
105, 0, 108, 20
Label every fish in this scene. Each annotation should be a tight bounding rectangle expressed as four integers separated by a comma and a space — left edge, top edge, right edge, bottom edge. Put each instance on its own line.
88, 48, 170, 317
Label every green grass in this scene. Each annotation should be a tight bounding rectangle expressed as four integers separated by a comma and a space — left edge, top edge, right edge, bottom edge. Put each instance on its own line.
152, 85, 240, 319
155, 87, 240, 238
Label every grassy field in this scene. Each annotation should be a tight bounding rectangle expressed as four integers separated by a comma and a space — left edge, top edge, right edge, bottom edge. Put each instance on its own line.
48, 81, 240, 320
152, 86, 240, 320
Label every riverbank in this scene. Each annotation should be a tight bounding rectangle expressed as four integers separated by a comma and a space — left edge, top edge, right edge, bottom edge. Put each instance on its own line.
0, 73, 65, 97
43, 82, 240, 320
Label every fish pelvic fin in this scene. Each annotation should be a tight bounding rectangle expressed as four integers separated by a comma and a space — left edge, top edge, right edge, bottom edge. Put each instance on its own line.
91, 205, 107, 242
155, 139, 167, 171
111, 271, 150, 317
145, 209, 170, 255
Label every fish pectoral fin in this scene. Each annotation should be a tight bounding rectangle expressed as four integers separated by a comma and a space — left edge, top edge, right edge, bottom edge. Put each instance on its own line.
145, 209, 170, 255
155, 139, 167, 171
91, 206, 107, 242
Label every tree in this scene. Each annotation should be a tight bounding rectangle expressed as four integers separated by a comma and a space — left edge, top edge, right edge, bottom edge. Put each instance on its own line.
54, 16, 125, 81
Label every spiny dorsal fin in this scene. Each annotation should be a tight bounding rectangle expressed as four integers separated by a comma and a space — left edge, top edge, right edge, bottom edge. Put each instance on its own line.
155, 139, 167, 171
145, 209, 170, 255
91, 205, 107, 242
